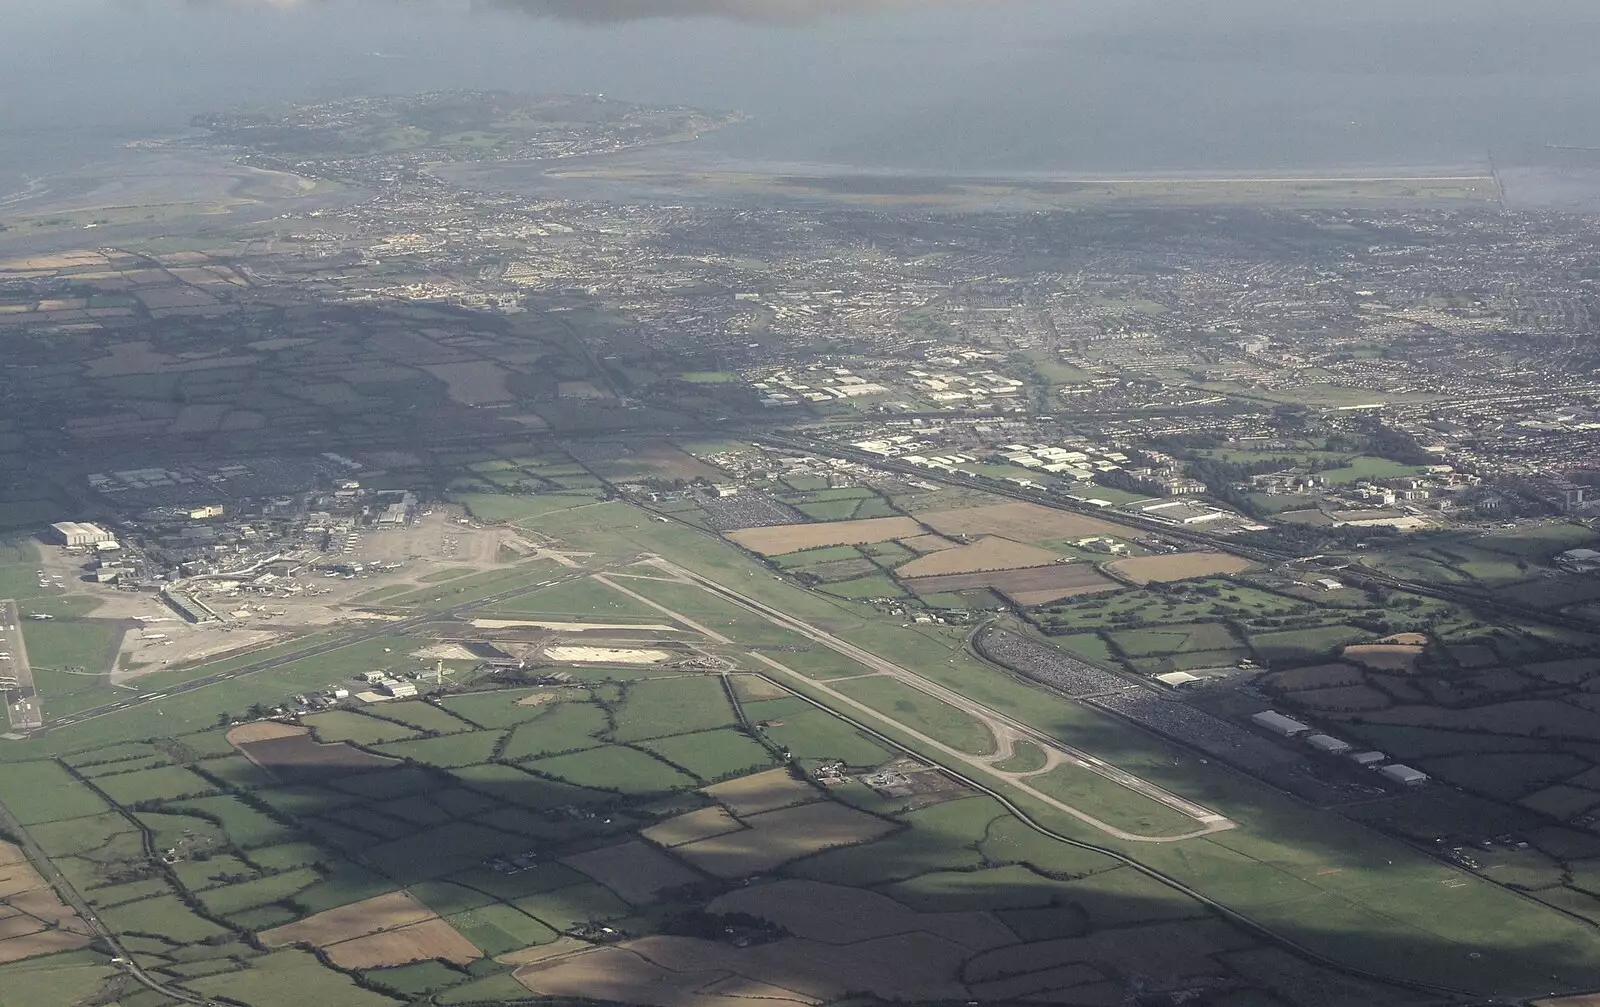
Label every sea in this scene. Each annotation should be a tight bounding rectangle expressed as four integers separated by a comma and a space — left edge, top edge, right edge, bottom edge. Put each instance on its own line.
5, 0, 1600, 206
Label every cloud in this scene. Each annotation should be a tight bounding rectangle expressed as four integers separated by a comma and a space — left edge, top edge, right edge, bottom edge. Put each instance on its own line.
476, 0, 962, 24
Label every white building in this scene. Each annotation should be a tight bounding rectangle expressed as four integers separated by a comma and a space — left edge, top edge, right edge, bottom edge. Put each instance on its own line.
1305, 734, 1352, 755
1379, 764, 1429, 787
382, 680, 419, 699
50, 521, 115, 548
1251, 710, 1311, 737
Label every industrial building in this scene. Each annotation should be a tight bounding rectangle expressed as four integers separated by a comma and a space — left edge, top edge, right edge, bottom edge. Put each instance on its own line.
50, 521, 116, 548
1251, 710, 1311, 737
1305, 734, 1353, 755
1348, 751, 1387, 767
1379, 764, 1429, 787
381, 679, 418, 699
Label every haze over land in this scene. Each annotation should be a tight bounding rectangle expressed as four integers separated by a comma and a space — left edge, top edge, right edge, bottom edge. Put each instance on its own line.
7, 0, 1600, 201
10, 3, 1600, 1007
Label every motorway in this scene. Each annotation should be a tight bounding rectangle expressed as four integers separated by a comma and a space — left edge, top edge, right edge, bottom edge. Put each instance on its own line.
0, 600, 42, 733
0, 797, 221, 1006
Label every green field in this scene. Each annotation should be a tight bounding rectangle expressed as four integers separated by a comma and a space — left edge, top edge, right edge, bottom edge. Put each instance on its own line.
525, 744, 698, 793
499, 702, 609, 759
609, 675, 737, 741
4, 494, 1600, 1002
1109, 621, 1239, 656
375, 729, 505, 768
638, 728, 776, 781
830, 676, 995, 756
302, 710, 419, 745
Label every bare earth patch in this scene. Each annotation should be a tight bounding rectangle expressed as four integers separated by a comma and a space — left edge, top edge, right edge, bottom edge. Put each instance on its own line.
703, 768, 822, 816
226, 722, 308, 745
543, 646, 671, 665
471, 619, 679, 631
897, 537, 1063, 578
561, 841, 702, 905
727, 518, 925, 556
1341, 643, 1424, 672
1107, 552, 1254, 584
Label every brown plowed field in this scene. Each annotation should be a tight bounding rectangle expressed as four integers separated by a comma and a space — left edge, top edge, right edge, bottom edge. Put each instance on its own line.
0, 843, 25, 868
673, 802, 896, 878
727, 518, 925, 556
324, 918, 482, 968
904, 564, 1117, 606
1106, 552, 1253, 584
0, 861, 46, 900
897, 537, 1062, 578
234, 726, 400, 777
900, 534, 959, 553
262, 890, 432, 947
642, 807, 745, 847
702, 768, 821, 816
226, 722, 308, 744
561, 841, 702, 905
1341, 643, 1424, 672
0, 930, 91, 964
918, 502, 1126, 543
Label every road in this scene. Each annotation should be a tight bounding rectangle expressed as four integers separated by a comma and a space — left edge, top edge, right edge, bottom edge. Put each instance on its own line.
0, 797, 220, 1006
29, 562, 614, 737
602, 561, 1234, 843
0, 600, 42, 732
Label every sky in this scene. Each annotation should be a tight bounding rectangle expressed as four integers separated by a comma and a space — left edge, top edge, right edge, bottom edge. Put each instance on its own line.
3, 0, 1600, 183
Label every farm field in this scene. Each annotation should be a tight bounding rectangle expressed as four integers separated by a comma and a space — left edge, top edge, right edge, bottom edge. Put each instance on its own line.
896, 536, 1062, 577
726, 516, 924, 555
903, 562, 1119, 606
915, 501, 1128, 545
1107, 552, 1255, 584
3, 493, 1600, 1004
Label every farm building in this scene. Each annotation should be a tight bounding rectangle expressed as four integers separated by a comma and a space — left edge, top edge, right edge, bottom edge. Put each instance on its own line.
1251, 710, 1311, 737
1558, 548, 1600, 573
50, 521, 115, 547
381, 680, 418, 699
1348, 751, 1387, 767
1379, 764, 1429, 787
1305, 734, 1352, 755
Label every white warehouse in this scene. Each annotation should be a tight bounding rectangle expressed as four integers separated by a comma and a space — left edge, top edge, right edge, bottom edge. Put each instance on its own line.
1251, 710, 1311, 737
1379, 764, 1429, 787
50, 521, 116, 548
1305, 734, 1353, 755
